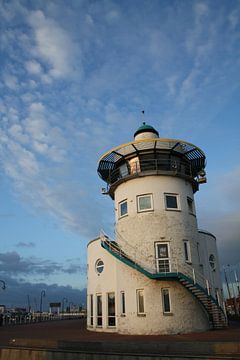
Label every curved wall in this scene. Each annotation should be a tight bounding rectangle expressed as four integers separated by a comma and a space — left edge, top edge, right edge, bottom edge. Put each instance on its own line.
115, 176, 200, 275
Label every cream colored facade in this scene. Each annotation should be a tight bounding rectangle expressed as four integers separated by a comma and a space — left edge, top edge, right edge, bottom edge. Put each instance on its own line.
87, 124, 226, 334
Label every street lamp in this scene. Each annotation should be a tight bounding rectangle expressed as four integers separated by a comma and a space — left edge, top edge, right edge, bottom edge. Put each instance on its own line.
61, 297, 68, 314
0, 280, 6, 290
40, 290, 46, 314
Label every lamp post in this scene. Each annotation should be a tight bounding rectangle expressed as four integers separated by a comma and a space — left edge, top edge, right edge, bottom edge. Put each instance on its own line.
40, 290, 46, 314
61, 297, 68, 314
0, 280, 6, 290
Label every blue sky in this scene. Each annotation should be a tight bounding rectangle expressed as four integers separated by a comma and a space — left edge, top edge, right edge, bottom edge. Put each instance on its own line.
0, 0, 240, 307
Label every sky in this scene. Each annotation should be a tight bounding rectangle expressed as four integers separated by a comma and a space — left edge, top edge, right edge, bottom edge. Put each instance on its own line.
0, 0, 240, 309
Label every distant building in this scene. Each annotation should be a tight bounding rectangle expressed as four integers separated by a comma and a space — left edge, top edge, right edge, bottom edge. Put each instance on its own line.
87, 123, 227, 334
0, 305, 5, 313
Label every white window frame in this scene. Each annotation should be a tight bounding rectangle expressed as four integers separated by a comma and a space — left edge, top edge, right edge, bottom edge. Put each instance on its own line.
137, 194, 153, 212
120, 291, 126, 315
183, 240, 191, 263
136, 289, 145, 315
95, 259, 104, 274
119, 199, 128, 218
107, 292, 116, 327
164, 193, 180, 211
161, 288, 171, 314
155, 242, 171, 273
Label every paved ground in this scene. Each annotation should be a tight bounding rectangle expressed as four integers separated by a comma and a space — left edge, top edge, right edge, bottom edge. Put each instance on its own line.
0, 318, 239, 349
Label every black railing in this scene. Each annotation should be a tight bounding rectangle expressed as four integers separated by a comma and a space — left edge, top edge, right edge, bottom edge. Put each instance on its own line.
108, 158, 192, 184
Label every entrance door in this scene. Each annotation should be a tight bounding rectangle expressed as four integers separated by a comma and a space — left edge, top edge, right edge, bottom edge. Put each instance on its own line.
155, 243, 170, 272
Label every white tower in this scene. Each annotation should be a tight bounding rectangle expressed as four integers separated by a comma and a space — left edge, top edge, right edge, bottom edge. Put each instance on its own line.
87, 123, 227, 335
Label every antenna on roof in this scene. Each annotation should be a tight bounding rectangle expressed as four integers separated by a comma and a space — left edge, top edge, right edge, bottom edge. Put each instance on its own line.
141, 110, 145, 125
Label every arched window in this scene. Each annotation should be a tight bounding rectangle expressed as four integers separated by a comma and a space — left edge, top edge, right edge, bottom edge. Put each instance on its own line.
95, 259, 104, 274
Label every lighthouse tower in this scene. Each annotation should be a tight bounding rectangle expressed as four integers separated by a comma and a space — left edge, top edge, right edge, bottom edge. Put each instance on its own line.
87, 123, 227, 335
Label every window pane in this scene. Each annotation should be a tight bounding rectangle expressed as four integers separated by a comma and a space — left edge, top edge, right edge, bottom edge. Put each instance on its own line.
157, 244, 168, 258
209, 254, 215, 269
96, 259, 104, 274
121, 292, 125, 314
158, 260, 170, 272
120, 201, 128, 216
162, 289, 170, 313
97, 295, 102, 326
139, 196, 152, 210
97, 296, 102, 316
90, 295, 93, 325
108, 293, 115, 316
184, 242, 189, 261
187, 198, 193, 213
166, 195, 178, 209
108, 293, 115, 326
137, 290, 144, 313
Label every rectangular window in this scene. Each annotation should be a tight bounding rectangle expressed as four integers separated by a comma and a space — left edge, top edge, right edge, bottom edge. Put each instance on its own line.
107, 292, 116, 327
136, 289, 145, 314
197, 242, 201, 264
90, 294, 93, 326
155, 243, 170, 272
187, 197, 194, 214
119, 200, 128, 217
165, 193, 179, 210
137, 194, 153, 212
96, 294, 102, 327
120, 291, 126, 315
183, 240, 191, 263
162, 288, 171, 313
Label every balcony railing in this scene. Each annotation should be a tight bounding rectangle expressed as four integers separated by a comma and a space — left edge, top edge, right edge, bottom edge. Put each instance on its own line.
107, 158, 192, 185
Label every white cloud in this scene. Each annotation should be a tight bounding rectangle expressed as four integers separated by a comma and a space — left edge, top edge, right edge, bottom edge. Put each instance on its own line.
8, 124, 29, 144
25, 60, 42, 75
3, 74, 18, 90
28, 10, 81, 79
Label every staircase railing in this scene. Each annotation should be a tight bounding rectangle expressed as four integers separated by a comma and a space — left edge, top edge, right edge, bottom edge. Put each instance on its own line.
100, 230, 226, 314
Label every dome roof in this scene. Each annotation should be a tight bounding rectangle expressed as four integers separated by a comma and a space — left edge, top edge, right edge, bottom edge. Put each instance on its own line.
134, 122, 159, 137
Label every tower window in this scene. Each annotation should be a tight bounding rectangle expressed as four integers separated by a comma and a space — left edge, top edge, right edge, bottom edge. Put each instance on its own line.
137, 194, 153, 212
107, 292, 116, 327
165, 194, 179, 210
162, 288, 171, 313
155, 243, 170, 272
96, 294, 102, 327
209, 254, 216, 270
136, 289, 145, 314
187, 197, 195, 214
119, 200, 128, 217
120, 291, 126, 315
183, 240, 191, 263
89, 294, 93, 326
95, 259, 104, 274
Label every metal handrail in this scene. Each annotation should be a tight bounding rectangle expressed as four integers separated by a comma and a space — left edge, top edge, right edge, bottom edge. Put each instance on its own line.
100, 231, 225, 310
107, 158, 192, 185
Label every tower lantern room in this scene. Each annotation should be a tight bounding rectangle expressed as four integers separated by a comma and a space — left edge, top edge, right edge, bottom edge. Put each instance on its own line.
97, 122, 207, 199
87, 123, 226, 335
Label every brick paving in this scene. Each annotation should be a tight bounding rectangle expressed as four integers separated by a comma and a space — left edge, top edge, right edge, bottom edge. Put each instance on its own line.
0, 318, 239, 349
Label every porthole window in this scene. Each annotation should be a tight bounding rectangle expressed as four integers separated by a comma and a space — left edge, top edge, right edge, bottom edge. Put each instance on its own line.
95, 259, 104, 274
209, 254, 215, 270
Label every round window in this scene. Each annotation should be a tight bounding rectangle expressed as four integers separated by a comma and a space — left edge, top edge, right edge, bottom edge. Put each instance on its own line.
209, 254, 215, 270
95, 259, 104, 274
